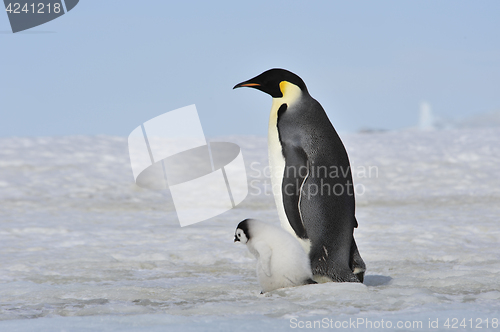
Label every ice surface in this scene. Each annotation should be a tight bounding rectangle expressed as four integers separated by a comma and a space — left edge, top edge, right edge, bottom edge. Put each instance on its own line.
0, 129, 499, 331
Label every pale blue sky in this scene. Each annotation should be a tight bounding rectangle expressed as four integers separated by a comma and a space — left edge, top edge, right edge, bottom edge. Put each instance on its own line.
1, 1, 500, 136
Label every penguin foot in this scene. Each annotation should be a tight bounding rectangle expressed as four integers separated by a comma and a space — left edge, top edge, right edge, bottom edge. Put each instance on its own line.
312, 268, 362, 283
305, 278, 317, 285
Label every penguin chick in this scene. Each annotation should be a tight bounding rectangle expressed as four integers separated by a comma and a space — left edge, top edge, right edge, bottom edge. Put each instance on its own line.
234, 218, 316, 293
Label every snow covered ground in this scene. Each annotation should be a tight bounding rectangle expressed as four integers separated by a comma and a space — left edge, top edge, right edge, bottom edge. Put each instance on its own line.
0, 128, 499, 331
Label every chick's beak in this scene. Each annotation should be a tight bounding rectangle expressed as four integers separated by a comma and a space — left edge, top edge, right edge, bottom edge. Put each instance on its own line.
234, 235, 239, 242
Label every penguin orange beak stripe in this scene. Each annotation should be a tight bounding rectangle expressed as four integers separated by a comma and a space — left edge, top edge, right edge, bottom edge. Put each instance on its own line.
240, 83, 260, 87
233, 82, 261, 89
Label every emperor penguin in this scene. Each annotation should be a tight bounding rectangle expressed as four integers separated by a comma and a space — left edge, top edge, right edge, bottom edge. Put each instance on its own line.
234, 69, 365, 283
234, 218, 316, 293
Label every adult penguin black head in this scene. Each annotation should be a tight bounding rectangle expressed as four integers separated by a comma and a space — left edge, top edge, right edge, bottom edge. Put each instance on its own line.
233, 68, 308, 98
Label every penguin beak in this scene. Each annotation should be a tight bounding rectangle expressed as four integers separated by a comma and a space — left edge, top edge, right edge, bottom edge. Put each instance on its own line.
233, 75, 280, 97
233, 81, 261, 89
234, 236, 239, 242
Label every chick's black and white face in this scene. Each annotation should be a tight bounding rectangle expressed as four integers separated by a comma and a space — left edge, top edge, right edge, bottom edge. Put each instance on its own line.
234, 228, 248, 244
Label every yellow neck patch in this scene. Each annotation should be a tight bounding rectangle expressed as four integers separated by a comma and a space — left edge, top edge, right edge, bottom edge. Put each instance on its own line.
277, 81, 302, 105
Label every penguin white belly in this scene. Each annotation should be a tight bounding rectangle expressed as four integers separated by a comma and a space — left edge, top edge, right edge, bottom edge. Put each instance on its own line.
268, 98, 311, 253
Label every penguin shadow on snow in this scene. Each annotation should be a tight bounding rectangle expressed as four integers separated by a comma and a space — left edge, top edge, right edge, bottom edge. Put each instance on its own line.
304, 274, 393, 288
362, 275, 393, 287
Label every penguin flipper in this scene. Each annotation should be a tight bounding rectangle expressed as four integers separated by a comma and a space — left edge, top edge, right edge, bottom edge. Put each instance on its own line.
280, 144, 309, 240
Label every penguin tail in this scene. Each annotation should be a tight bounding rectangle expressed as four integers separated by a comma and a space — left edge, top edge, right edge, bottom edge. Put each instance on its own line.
354, 270, 365, 283
350, 237, 366, 283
